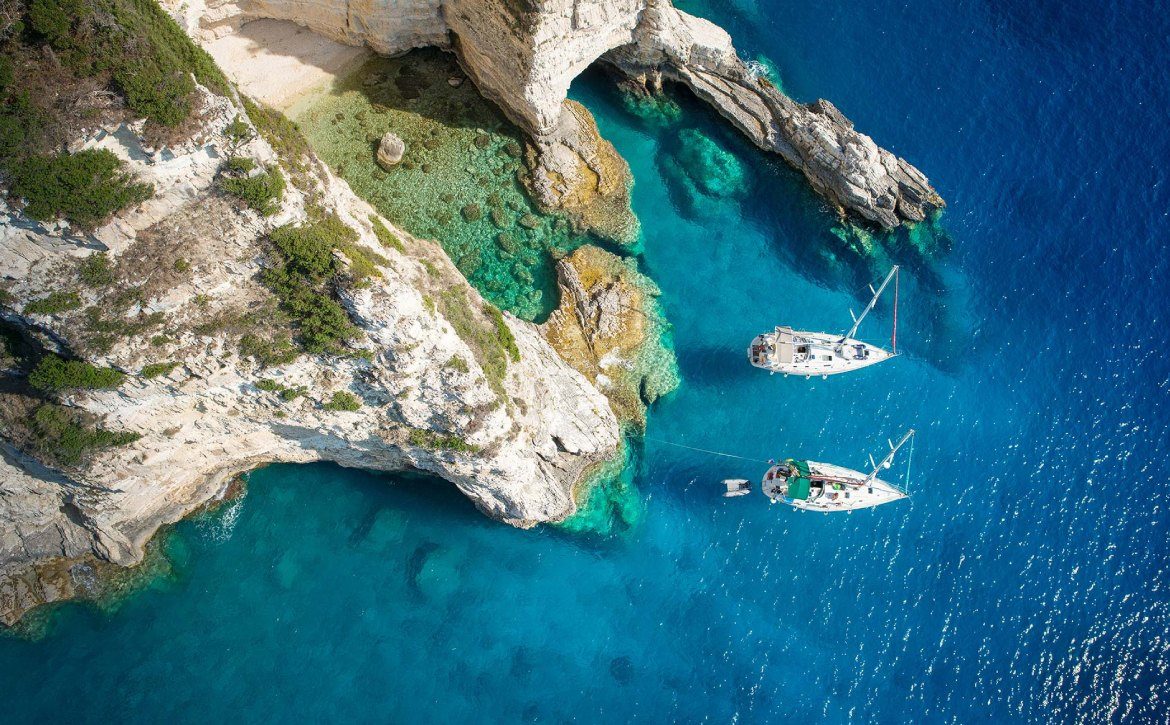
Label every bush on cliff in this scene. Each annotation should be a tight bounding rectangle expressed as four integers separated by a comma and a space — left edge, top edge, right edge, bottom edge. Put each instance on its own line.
30, 403, 140, 466
261, 216, 368, 356
29, 354, 125, 391
24, 0, 227, 126
10, 149, 154, 229
1, 0, 230, 224
217, 164, 285, 216
321, 391, 361, 412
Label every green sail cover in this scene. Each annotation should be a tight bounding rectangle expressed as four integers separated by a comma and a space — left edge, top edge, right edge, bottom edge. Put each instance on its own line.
785, 459, 812, 500
787, 476, 811, 501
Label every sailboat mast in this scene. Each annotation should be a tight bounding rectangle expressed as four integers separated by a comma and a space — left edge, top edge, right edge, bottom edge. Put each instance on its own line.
842, 265, 900, 343
891, 267, 899, 354
864, 429, 915, 485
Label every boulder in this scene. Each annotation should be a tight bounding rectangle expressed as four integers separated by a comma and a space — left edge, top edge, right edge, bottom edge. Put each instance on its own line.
376, 132, 406, 169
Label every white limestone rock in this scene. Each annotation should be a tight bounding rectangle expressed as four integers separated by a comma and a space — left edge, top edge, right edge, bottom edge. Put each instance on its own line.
375, 131, 406, 168
0, 85, 620, 625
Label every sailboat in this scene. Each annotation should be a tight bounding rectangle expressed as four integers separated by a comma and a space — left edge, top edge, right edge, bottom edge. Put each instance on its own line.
761, 430, 915, 512
748, 266, 900, 378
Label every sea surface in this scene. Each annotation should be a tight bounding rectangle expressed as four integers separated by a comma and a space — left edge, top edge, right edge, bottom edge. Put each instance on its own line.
5, 0, 1170, 721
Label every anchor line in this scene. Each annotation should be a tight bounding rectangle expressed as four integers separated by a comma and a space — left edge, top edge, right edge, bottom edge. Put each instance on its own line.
639, 435, 772, 464
891, 267, 899, 354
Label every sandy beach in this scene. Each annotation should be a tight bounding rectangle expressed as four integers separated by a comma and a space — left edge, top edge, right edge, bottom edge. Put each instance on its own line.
203, 19, 369, 114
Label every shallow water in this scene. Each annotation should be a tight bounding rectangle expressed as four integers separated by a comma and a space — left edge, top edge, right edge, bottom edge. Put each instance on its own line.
5, 0, 1170, 721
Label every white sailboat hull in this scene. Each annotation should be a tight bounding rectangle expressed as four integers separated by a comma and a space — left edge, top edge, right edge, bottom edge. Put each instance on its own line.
761, 460, 907, 512
748, 328, 893, 377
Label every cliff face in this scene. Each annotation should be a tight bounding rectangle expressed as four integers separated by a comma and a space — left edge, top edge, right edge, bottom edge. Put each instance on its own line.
199, 0, 943, 229
0, 85, 619, 625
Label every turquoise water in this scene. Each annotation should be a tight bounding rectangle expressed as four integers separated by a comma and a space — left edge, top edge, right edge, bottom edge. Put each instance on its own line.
5, 0, 1170, 721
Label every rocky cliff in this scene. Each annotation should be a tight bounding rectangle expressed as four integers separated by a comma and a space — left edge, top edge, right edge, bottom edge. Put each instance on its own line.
197, 0, 943, 229
0, 83, 619, 625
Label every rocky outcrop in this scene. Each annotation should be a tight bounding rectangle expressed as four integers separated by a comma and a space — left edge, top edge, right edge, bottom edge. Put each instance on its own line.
522, 100, 639, 244
542, 246, 677, 427
193, 0, 942, 229
604, 1, 943, 229
0, 85, 620, 625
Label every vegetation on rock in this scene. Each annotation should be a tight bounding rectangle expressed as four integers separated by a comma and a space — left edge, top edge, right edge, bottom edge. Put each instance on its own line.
139, 361, 178, 379
322, 390, 361, 412
29, 403, 140, 466
408, 427, 478, 453
0, 0, 229, 227
23, 291, 82, 315
261, 212, 389, 356
438, 288, 513, 396
79, 253, 114, 287
217, 164, 285, 215
9, 149, 154, 229
28, 354, 125, 391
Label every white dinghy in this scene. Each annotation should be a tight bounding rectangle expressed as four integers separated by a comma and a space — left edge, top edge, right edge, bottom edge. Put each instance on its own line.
722, 479, 751, 497
748, 266, 900, 378
761, 430, 915, 512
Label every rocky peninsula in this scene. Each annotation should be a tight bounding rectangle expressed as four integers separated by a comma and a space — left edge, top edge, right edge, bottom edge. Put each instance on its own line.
0, 0, 941, 625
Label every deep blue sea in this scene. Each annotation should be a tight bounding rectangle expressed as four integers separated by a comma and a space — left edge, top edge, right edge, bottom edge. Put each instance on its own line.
4, 0, 1169, 721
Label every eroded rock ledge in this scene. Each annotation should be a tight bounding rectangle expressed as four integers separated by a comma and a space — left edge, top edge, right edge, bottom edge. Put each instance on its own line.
604, 2, 944, 229
196, 0, 943, 229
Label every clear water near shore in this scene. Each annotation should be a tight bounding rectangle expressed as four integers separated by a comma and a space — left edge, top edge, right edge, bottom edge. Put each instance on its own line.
295, 49, 595, 322
4, 0, 1170, 721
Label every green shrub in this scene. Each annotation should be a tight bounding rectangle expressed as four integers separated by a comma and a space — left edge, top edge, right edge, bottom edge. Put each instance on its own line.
140, 361, 178, 379
26, 0, 227, 126
321, 390, 361, 412
369, 215, 405, 253
408, 427, 479, 453
445, 355, 469, 373
173, 258, 190, 272
255, 378, 282, 392
279, 385, 306, 401
10, 149, 153, 229
239, 332, 298, 367
260, 217, 375, 355
241, 96, 310, 171
485, 305, 520, 362
81, 306, 165, 351
79, 253, 114, 286
224, 115, 253, 145
24, 291, 82, 315
218, 165, 284, 215
30, 403, 140, 466
29, 354, 125, 390
223, 156, 256, 174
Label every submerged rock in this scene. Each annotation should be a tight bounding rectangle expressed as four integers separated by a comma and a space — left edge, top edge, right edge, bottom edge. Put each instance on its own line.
376, 131, 406, 169
659, 128, 749, 218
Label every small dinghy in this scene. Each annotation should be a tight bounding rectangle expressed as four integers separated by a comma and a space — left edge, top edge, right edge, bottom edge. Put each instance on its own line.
762, 430, 914, 512
748, 266, 900, 378
722, 479, 751, 497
